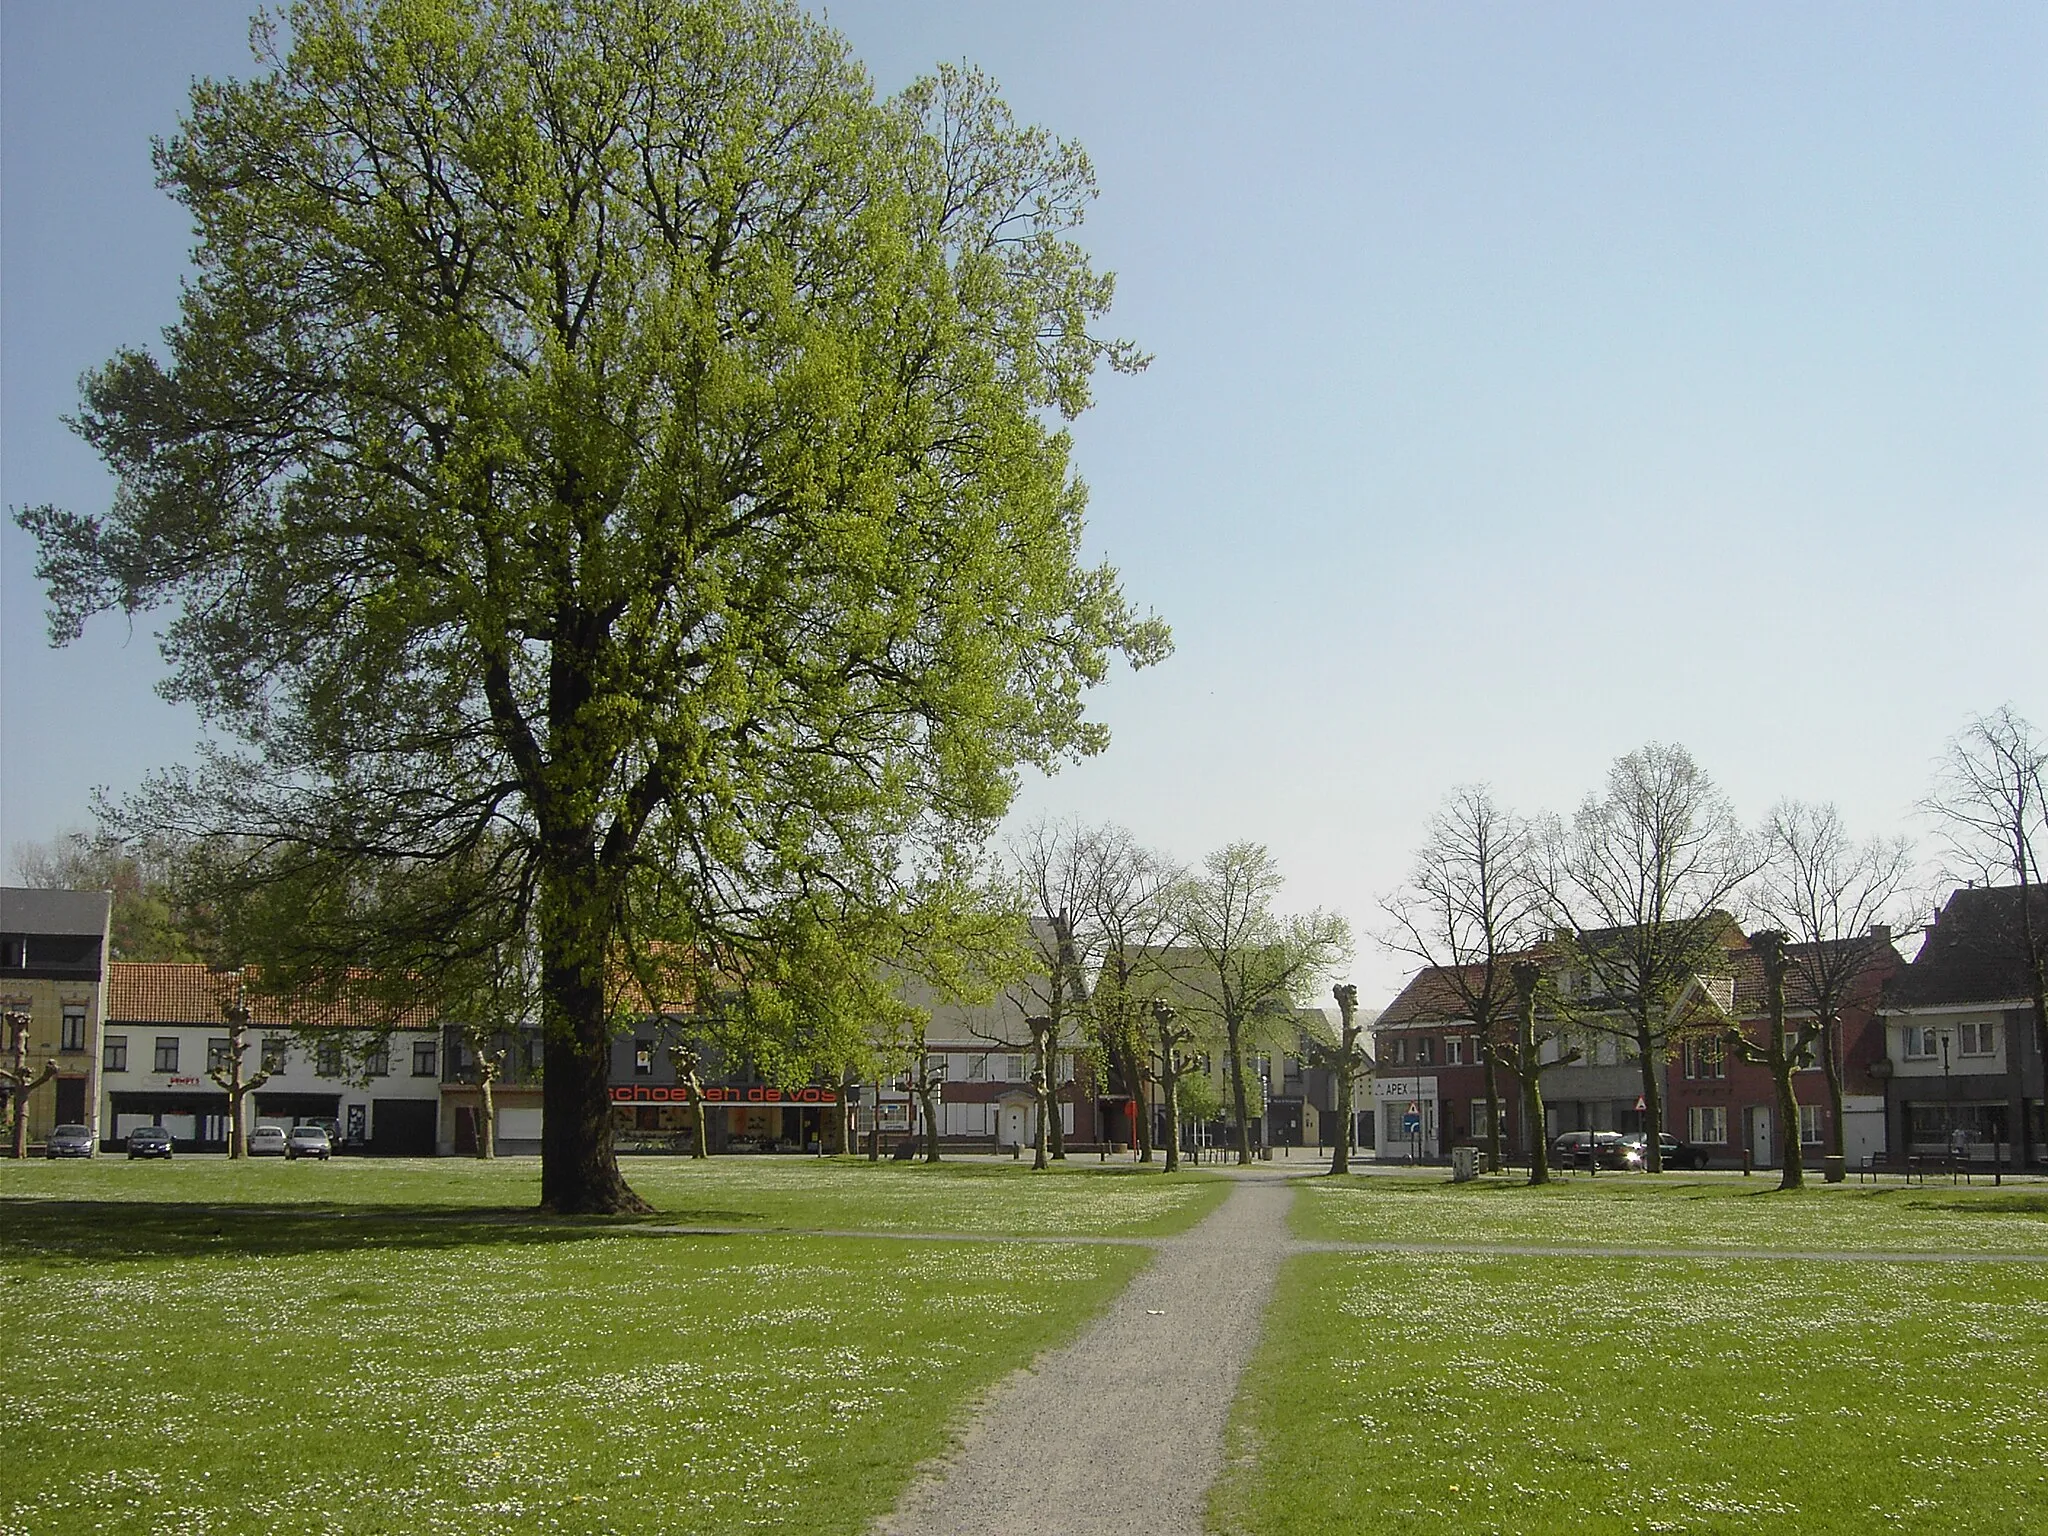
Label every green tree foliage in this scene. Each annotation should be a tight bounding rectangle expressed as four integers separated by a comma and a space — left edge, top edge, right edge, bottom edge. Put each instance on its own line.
16, 0, 1165, 1211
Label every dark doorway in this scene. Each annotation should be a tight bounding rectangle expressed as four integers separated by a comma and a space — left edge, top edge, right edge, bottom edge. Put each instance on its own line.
370, 1098, 438, 1156
55, 1076, 86, 1124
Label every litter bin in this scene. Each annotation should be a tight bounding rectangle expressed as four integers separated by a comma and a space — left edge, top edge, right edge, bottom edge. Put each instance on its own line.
1451, 1146, 1479, 1183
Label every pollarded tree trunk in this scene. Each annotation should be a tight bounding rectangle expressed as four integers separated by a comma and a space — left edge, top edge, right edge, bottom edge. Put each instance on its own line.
918, 1074, 942, 1163
1819, 1012, 1846, 1166
3, 1015, 58, 1161
476, 1051, 502, 1161
208, 1006, 271, 1160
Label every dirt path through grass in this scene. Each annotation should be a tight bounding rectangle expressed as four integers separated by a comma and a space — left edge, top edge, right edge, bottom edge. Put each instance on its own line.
875, 1168, 1299, 1536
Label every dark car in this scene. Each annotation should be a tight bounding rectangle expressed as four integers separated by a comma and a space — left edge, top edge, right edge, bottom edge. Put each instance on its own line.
44, 1124, 95, 1159
127, 1125, 175, 1160
1552, 1130, 1643, 1170
1623, 1132, 1712, 1170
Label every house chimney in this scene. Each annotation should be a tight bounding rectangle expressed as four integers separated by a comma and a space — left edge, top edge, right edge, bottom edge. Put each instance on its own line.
1868, 923, 1891, 944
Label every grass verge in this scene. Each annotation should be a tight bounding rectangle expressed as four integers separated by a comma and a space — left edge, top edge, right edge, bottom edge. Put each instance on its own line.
1211, 1248, 2048, 1536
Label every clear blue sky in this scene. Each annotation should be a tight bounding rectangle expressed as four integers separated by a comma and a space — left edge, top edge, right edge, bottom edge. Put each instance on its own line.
4, 1, 2044, 1000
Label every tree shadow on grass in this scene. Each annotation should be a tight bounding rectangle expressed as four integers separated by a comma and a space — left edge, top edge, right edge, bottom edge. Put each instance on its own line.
0, 1199, 724, 1265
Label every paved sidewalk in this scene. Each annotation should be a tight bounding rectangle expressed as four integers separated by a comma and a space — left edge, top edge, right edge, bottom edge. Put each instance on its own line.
874, 1169, 1298, 1536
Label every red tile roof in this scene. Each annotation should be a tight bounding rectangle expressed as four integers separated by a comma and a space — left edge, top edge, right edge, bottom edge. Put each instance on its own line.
108, 963, 435, 1029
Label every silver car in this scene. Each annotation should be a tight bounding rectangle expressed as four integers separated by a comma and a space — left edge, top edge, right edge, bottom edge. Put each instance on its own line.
44, 1124, 95, 1159
247, 1125, 288, 1157
285, 1124, 332, 1161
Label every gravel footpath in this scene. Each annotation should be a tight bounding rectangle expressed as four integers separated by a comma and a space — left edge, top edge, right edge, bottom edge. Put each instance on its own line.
874, 1169, 1298, 1536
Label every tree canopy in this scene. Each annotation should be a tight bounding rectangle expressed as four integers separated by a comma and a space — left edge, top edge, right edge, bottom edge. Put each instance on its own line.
17, 0, 1166, 1211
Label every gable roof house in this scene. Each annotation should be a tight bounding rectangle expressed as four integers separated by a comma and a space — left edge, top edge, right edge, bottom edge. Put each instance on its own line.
1879, 886, 2048, 1167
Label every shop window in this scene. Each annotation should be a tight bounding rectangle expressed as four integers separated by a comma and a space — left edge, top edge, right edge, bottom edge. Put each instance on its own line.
154, 1037, 179, 1073
262, 1036, 289, 1073
633, 1039, 655, 1076
413, 1039, 439, 1077
317, 1040, 343, 1077
104, 1035, 128, 1073
60, 1007, 87, 1053
1959, 1019, 1998, 1057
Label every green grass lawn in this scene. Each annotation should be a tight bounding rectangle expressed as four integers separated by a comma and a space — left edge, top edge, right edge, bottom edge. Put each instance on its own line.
0, 1153, 1226, 1243
0, 1156, 1215, 1534
1296, 1172, 2048, 1253
1212, 1248, 2048, 1536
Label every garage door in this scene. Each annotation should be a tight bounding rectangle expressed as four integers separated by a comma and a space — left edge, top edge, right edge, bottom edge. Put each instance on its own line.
371, 1098, 438, 1156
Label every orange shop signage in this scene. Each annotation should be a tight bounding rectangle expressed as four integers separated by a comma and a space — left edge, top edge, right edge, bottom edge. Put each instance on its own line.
609, 1084, 839, 1105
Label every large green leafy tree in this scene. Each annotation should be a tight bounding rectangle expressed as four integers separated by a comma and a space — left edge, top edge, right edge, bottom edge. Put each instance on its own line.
17, 0, 1165, 1212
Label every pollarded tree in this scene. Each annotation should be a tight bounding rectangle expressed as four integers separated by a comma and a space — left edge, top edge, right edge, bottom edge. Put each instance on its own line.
1381, 785, 1548, 1173
1747, 800, 1913, 1176
17, 0, 1166, 1213
1549, 744, 1756, 1172
1175, 843, 1351, 1165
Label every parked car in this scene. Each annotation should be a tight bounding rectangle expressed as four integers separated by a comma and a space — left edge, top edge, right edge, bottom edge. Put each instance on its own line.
1552, 1130, 1643, 1170
247, 1125, 289, 1157
286, 1124, 332, 1161
44, 1124, 95, 1159
126, 1125, 175, 1160
1622, 1131, 1712, 1170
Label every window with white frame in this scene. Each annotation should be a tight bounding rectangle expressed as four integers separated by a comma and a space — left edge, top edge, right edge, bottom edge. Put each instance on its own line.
1415, 1037, 1434, 1066
1445, 1037, 1464, 1066
1959, 1018, 1998, 1057
60, 1006, 87, 1053
1688, 1106, 1728, 1144
1004, 1054, 1024, 1081
1798, 1103, 1824, 1144
1901, 1025, 1937, 1060
966, 1055, 986, 1081
633, 1039, 655, 1075
1470, 1099, 1492, 1139
925, 1054, 946, 1082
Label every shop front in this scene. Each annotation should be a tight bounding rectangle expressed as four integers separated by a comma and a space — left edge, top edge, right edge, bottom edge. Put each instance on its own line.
609, 1081, 846, 1154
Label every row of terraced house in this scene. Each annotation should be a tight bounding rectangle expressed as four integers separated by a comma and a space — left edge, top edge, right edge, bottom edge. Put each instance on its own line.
1372, 884, 2048, 1171
4, 889, 1363, 1160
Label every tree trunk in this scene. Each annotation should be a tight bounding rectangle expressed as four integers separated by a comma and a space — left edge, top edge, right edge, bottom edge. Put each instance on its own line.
1118, 1032, 1153, 1162
1160, 1052, 1182, 1174
1226, 1018, 1251, 1165
537, 886, 647, 1213
477, 1059, 499, 1160
1329, 1045, 1353, 1177
1512, 963, 1551, 1187
1481, 1048, 1504, 1174
1635, 1024, 1664, 1172
1819, 1012, 1845, 1164
684, 1068, 709, 1159
919, 1080, 941, 1162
